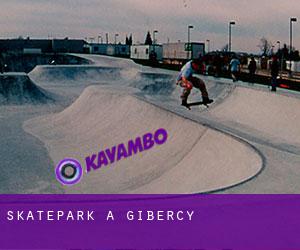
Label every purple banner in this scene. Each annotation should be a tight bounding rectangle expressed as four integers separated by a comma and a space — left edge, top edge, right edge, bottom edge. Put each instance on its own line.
0, 195, 300, 249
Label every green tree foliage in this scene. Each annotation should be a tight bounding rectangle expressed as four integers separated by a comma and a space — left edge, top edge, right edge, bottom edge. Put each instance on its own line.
145, 31, 152, 45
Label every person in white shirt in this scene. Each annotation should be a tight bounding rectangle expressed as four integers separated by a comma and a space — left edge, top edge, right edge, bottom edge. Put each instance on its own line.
176, 59, 212, 108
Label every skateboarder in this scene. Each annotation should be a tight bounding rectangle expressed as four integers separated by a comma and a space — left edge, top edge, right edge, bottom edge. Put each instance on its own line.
176, 59, 213, 108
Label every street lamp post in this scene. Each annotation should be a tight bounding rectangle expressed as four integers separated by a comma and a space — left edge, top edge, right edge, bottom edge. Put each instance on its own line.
229, 21, 236, 52
206, 39, 210, 53
153, 30, 158, 45
153, 30, 158, 54
289, 17, 297, 77
188, 25, 194, 59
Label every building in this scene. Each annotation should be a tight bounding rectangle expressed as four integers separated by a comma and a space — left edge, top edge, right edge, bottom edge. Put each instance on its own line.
0, 38, 87, 53
51, 39, 86, 53
162, 42, 205, 64
87, 43, 130, 57
130, 45, 163, 61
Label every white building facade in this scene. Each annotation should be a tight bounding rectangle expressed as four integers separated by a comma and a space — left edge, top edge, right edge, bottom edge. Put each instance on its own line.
130, 45, 163, 61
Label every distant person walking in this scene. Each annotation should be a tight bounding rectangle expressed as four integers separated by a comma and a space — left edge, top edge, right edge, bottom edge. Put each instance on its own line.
213, 54, 222, 77
176, 59, 213, 108
248, 57, 257, 82
230, 56, 240, 82
270, 56, 279, 92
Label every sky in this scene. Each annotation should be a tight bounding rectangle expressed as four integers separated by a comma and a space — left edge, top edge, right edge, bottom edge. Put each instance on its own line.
0, 0, 299, 53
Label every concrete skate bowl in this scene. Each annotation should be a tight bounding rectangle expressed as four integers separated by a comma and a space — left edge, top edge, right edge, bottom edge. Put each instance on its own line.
210, 87, 300, 147
1, 53, 91, 73
29, 65, 123, 85
77, 54, 142, 69
24, 85, 263, 194
0, 73, 51, 105
131, 72, 176, 95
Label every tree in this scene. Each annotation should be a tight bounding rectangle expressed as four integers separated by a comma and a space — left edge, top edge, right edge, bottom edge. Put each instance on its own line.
125, 34, 133, 45
144, 31, 152, 45
258, 37, 272, 56
128, 34, 133, 45
221, 44, 229, 52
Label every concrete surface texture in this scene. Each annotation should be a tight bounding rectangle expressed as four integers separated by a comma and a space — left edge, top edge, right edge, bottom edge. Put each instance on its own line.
210, 87, 300, 146
0, 73, 50, 104
24, 86, 262, 194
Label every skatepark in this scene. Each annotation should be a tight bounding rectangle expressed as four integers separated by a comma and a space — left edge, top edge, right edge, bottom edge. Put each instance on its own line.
1, 54, 300, 194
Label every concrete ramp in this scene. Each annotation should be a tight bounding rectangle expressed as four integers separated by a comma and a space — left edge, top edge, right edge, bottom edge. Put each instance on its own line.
24, 86, 262, 194
131, 72, 176, 95
28, 62, 178, 99
74, 54, 142, 69
29, 65, 123, 84
0, 73, 51, 105
211, 87, 300, 146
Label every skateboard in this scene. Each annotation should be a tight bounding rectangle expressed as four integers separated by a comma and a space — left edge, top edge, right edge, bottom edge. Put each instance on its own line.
182, 100, 214, 110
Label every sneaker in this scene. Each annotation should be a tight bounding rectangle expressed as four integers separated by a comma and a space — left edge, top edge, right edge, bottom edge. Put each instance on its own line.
181, 100, 188, 106
202, 97, 213, 104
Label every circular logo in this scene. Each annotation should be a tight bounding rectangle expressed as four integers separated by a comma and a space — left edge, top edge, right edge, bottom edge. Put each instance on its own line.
55, 158, 83, 185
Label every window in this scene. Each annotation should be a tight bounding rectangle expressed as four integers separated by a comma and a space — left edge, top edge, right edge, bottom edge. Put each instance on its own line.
146, 48, 149, 54
94, 47, 99, 52
134, 48, 137, 54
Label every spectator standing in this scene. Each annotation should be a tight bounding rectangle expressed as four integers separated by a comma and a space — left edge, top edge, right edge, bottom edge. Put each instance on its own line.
248, 57, 257, 82
213, 54, 222, 77
270, 56, 279, 92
